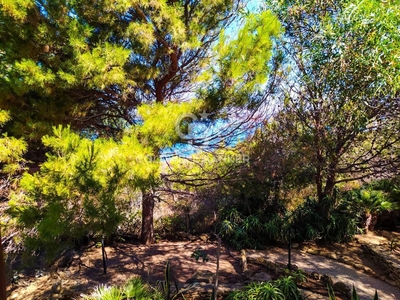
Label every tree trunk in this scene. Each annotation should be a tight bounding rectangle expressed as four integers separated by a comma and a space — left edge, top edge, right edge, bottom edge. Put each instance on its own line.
368, 214, 378, 232
271, 178, 281, 212
140, 192, 154, 245
317, 169, 337, 219
0, 230, 7, 300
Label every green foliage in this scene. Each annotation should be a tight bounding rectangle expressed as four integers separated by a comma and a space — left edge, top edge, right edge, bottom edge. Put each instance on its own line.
155, 214, 186, 236
227, 278, 304, 300
137, 101, 202, 148
345, 188, 399, 215
124, 278, 160, 299
364, 179, 400, 206
88, 286, 123, 300
8, 125, 160, 254
327, 281, 336, 300
274, 276, 303, 300
0, 0, 278, 144
191, 249, 209, 263
200, 9, 281, 110
352, 285, 360, 300
265, 0, 400, 206
290, 195, 360, 243
0, 110, 27, 175
82, 277, 161, 300
218, 208, 286, 250
156, 261, 196, 300
284, 269, 308, 285
373, 290, 380, 300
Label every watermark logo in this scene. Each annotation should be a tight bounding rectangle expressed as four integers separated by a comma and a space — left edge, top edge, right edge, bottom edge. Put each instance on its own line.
175, 111, 210, 140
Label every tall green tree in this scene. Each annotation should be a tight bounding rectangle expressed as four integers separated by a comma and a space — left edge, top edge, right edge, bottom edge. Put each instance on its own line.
0, 110, 27, 299
9, 125, 157, 252
0, 0, 243, 144
1, 1, 280, 244
266, 0, 400, 213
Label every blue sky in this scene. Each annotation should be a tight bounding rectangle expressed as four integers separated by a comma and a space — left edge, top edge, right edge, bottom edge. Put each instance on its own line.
161, 0, 269, 160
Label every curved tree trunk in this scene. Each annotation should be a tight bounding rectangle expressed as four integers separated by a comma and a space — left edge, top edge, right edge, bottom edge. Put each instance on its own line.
0, 230, 7, 300
140, 192, 154, 245
368, 214, 378, 232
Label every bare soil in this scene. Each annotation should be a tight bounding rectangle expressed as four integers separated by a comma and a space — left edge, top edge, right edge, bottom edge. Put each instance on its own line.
6, 231, 400, 299
7, 240, 242, 299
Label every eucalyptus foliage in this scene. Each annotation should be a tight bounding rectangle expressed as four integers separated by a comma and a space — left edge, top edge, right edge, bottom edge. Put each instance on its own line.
266, 0, 400, 205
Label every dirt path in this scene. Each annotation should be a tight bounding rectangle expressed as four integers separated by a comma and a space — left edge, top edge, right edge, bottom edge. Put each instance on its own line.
7, 234, 400, 299
247, 247, 400, 300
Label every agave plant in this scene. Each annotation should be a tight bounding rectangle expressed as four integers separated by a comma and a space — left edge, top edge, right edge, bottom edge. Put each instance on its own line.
156, 261, 196, 300
274, 276, 303, 300
247, 282, 285, 300
123, 278, 156, 299
82, 285, 123, 300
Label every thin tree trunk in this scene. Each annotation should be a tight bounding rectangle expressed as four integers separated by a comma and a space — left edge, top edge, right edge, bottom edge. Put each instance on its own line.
141, 192, 154, 245
212, 233, 221, 300
272, 179, 281, 212
316, 167, 323, 203
101, 237, 107, 274
0, 229, 7, 300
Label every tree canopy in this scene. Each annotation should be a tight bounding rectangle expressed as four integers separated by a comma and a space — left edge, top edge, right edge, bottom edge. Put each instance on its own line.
0, 0, 279, 147
265, 0, 400, 204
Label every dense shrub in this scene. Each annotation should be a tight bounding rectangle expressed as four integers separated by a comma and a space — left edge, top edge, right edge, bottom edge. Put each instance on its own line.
82, 277, 163, 300
218, 206, 287, 250
227, 276, 302, 300
290, 196, 360, 243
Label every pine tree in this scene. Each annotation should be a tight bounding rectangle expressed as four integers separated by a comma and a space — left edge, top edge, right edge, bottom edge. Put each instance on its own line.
1, 1, 281, 244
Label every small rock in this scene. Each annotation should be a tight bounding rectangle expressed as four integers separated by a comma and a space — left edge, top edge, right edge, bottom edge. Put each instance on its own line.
333, 281, 351, 295
364, 267, 373, 274
310, 271, 321, 280
307, 249, 320, 255
199, 233, 209, 242
321, 274, 333, 286
326, 252, 338, 260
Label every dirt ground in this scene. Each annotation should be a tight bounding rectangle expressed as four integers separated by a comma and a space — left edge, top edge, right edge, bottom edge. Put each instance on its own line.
6, 231, 400, 299
7, 240, 242, 299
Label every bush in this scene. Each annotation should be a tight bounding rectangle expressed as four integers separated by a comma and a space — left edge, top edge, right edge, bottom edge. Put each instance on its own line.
290, 195, 360, 243
227, 276, 303, 300
218, 207, 286, 250
155, 214, 186, 236
274, 276, 303, 300
82, 277, 163, 300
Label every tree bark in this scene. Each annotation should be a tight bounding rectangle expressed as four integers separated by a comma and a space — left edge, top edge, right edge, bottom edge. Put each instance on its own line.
0, 229, 7, 300
272, 179, 281, 212
140, 192, 155, 245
